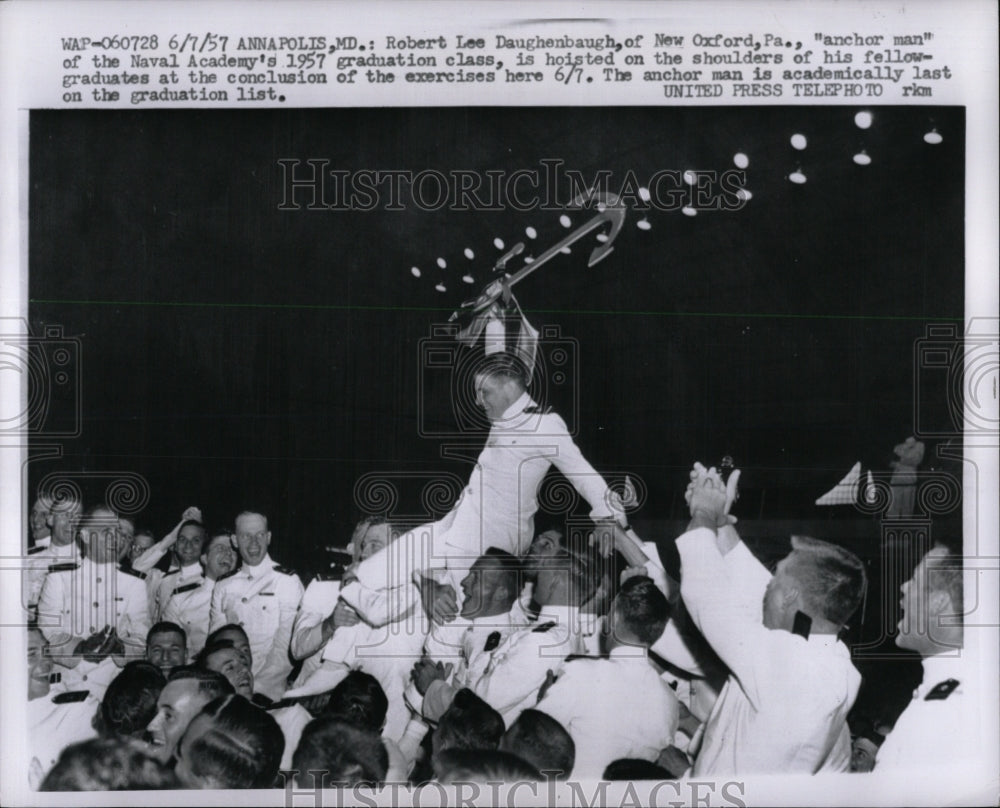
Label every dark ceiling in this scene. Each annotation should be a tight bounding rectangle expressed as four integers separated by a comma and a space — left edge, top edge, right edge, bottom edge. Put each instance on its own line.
28, 106, 964, 558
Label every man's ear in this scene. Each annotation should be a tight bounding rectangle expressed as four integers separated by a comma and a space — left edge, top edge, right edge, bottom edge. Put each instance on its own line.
928, 588, 954, 619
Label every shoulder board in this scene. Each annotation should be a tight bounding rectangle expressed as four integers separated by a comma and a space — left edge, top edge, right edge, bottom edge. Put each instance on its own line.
28, 545, 47, 555
119, 565, 147, 580
162, 567, 180, 578
216, 567, 239, 582
925, 678, 960, 701
172, 581, 202, 596
532, 621, 557, 633
47, 562, 79, 573
564, 653, 597, 662
273, 564, 297, 576
52, 690, 90, 704
523, 405, 553, 415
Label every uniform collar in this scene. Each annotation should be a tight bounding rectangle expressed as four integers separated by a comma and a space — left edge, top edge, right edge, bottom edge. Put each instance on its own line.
50, 541, 75, 558
493, 392, 539, 431
609, 643, 651, 662
180, 561, 203, 578
535, 603, 580, 630
242, 554, 274, 577
469, 603, 529, 632
919, 651, 967, 695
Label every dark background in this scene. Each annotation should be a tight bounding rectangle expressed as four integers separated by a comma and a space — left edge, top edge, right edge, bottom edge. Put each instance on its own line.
28, 106, 964, 574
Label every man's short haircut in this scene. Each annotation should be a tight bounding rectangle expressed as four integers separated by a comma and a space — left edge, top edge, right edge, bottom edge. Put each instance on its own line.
292, 717, 388, 788
477, 353, 530, 389
40, 736, 180, 791
177, 519, 205, 535
167, 665, 235, 700
205, 623, 250, 647
434, 688, 506, 754
434, 748, 542, 783
78, 504, 118, 532
602, 757, 673, 781
499, 709, 575, 780
927, 540, 964, 617
203, 528, 234, 554
480, 546, 524, 594
181, 694, 283, 789
788, 536, 867, 626
195, 639, 241, 669
235, 511, 268, 529
615, 575, 670, 645
95, 660, 166, 738
532, 545, 602, 607
147, 621, 187, 646
322, 670, 389, 732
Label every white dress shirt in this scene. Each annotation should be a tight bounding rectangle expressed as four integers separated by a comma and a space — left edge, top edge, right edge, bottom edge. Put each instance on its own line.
678, 528, 860, 776
536, 645, 680, 778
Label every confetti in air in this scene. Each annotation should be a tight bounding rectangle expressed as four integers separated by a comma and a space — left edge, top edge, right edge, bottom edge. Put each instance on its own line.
853, 151, 872, 166
435, 282, 447, 292
789, 170, 807, 184
525, 226, 537, 239
638, 187, 651, 203
681, 206, 697, 217
464, 248, 475, 260
595, 233, 609, 242
637, 218, 652, 231
462, 274, 475, 284
560, 246, 571, 254
737, 189, 753, 202
683, 170, 697, 186
493, 237, 505, 249
923, 129, 943, 145
436, 257, 447, 269
411, 267, 421, 278
559, 214, 572, 228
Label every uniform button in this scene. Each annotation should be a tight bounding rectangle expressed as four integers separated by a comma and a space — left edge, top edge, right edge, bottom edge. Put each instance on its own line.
93, 602, 100, 608
241, 597, 248, 603
96, 577, 102, 584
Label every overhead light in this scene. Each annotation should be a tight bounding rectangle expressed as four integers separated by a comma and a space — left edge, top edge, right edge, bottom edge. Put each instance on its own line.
853, 151, 872, 166
854, 111, 873, 129
924, 128, 943, 145
790, 133, 807, 150
789, 170, 807, 184
733, 152, 749, 169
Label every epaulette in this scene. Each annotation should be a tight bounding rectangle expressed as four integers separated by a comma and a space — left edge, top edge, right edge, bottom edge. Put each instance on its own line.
531, 621, 557, 633
273, 564, 297, 576
162, 567, 180, 578
251, 692, 274, 708
925, 678, 960, 701
564, 653, 597, 662
523, 405, 553, 415
28, 545, 47, 555
47, 562, 78, 573
52, 690, 90, 704
216, 567, 239, 582
119, 565, 147, 580
172, 581, 201, 596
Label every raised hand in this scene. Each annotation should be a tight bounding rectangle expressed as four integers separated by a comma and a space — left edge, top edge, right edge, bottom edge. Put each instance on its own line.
418, 576, 459, 624
410, 656, 454, 695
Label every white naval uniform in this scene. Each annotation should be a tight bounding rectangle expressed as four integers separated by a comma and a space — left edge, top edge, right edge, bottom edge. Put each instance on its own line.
27, 690, 100, 789
536, 645, 680, 778
131, 536, 180, 622
268, 703, 313, 770
425, 604, 586, 727
343, 393, 620, 626
678, 528, 860, 776
876, 652, 985, 772
24, 542, 77, 612
209, 554, 303, 702
420, 604, 532, 718
288, 577, 341, 689
36, 559, 151, 695
160, 562, 213, 659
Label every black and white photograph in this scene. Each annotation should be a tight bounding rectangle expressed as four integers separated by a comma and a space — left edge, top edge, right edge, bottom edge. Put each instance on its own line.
1, 2, 997, 806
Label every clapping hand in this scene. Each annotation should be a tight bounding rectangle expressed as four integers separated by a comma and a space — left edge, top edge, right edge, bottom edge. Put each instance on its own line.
410, 656, 454, 695
685, 462, 741, 528
417, 575, 459, 624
